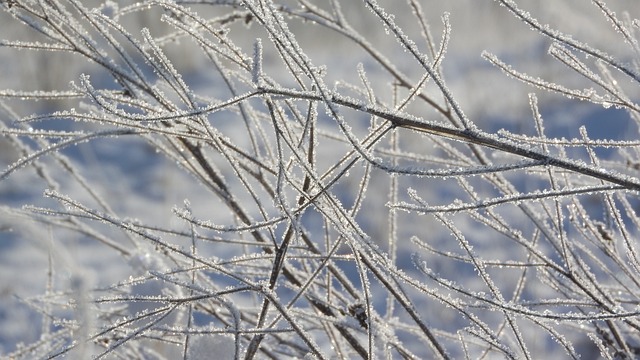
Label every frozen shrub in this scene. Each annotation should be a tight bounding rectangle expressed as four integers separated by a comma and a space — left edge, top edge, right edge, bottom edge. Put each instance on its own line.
1, 0, 639, 358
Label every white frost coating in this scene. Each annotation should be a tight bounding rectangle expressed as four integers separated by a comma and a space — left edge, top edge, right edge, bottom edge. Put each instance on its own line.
2, 0, 640, 359
252, 38, 263, 86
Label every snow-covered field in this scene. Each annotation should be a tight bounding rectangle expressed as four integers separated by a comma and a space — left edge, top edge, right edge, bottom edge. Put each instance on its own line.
1, 0, 639, 358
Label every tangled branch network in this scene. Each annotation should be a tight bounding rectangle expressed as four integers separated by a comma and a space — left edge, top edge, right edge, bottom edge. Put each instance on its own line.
1, 0, 640, 358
